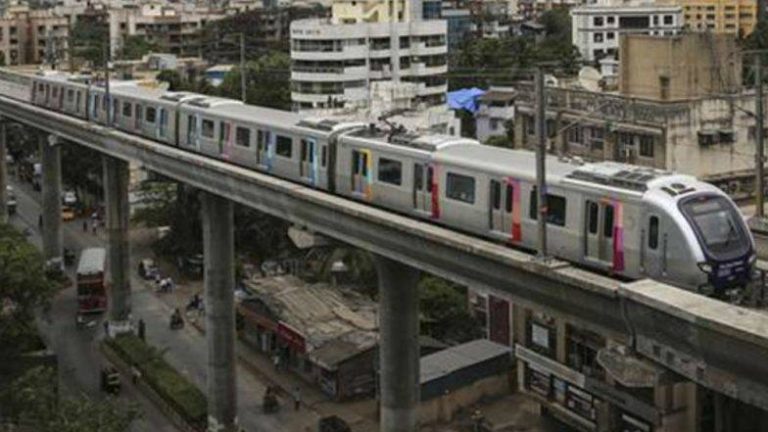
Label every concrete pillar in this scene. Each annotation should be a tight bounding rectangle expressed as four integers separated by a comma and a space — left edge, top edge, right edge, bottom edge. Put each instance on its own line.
0, 118, 8, 224
40, 133, 62, 269
201, 192, 236, 432
376, 255, 421, 432
104, 156, 131, 334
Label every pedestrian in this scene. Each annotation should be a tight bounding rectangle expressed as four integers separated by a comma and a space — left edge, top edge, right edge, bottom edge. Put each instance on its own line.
103, 320, 109, 338
82, 220, 88, 232
293, 386, 301, 411
92, 219, 98, 235
138, 318, 146, 341
131, 363, 142, 384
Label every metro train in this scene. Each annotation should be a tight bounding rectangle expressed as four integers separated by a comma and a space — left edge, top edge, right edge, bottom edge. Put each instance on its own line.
29, 72, 756, 294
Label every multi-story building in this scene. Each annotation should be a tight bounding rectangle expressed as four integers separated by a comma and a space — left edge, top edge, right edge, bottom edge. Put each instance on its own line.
475, 86, 515, 143
570, 0, 683, 62
0, 2, 69, 66
663, 0, 756, 35
290, 0, 448, 111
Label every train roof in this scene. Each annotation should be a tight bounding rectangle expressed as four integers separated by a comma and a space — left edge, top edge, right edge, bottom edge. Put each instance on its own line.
196, 102, 300, 131
435, 144, 690, 193
344, 127, 477, 152
77, 247, 106, 275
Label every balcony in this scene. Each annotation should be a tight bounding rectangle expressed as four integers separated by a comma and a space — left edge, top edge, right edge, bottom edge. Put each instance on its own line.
407, 63, 448, 76
409, 42, 447, 56
291, 65, 368, 82
292, 44, 368, 61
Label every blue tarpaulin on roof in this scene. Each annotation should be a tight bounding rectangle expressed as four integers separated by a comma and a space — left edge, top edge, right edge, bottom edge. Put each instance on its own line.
447, 87, 486, 113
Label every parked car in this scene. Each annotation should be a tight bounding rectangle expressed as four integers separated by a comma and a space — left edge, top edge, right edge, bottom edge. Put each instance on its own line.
138, 258, 159, 280
61, 205, 76, 221
177, 254, 203, 278
62, 190, 77, 206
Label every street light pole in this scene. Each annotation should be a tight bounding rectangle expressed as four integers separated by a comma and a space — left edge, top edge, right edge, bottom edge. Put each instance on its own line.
535, 67, 548, 259
239, 32, 246, 103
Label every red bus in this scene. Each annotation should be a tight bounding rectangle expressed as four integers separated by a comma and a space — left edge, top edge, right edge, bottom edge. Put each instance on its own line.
77, 247, 107, 314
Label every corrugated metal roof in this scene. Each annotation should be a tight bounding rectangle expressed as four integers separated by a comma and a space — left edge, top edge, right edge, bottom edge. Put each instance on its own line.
420, 339, 511, 383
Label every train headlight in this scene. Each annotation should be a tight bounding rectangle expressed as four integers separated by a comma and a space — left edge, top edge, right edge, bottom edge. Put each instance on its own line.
698, 262, 713, 273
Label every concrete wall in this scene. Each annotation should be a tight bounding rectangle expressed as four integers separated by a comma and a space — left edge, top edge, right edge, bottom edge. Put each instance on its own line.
619, 33, 742, 101
419, 372, 511, 424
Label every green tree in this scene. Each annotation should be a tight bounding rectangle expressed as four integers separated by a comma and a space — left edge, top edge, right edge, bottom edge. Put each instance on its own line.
218, 52, 292, 110
419, 275, 483, 344
0, 224, 56, 355
156, 70, 187, 91
69, 17, 109, 67
120, 35, 157, 60
485, 135, 511, 147
0, 367, 139, 432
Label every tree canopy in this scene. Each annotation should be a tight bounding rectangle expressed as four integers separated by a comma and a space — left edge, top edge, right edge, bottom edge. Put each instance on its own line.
218, 53, 292, 110
0, 367, 139, 432
119, 35, 158, 60
419, 276, 483, 344
0, 224, 56, 355
69, 18, 109, 67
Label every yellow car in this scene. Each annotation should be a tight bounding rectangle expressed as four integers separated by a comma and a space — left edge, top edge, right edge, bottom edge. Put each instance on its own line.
61, 206, 76, 221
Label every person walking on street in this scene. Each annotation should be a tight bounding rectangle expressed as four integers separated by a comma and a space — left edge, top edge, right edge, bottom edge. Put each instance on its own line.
137, 318, 146, 341
293, 386, 301, 411
82, 220, 87, 232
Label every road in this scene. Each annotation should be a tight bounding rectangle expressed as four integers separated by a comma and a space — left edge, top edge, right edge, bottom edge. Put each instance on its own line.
9, 176, 177, 432
10, 174, 324, 431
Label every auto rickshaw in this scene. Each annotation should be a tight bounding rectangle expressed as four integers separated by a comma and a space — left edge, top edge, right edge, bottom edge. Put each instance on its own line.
100, 366, 121, 395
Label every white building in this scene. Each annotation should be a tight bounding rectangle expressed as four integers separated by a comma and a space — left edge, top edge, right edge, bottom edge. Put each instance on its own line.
290, 0, 448, 112
570, 0, 682, 62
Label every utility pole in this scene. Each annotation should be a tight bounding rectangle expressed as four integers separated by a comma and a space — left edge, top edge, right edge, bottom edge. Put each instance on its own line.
757, 54, 765, 219
103, 41, 111, 127
239, 32, 246, 103
535, 67, 548, 259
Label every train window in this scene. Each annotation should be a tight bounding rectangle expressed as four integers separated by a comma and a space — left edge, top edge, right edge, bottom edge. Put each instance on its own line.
236, 127, 251, 147
113, 99, 119, 118
76, 92, 82, 112
490, 180, 501, 210
352, 150, 368, 176
276, 135, 292, 157
446, 172, 475, 204
201, 119, 215, 138
67, 89, 74, 102
122, 102, 132, 117
378, 157, 402, 186
505, 184, 514, 213
649, 216, 659, 250
415, 164, 424, 190
604, 205, 614, 238
145, 106, 156, 123
588, 202, 598, 234
37, 83, 44, 92
52, 87, 58, 98
530, 190, 567, 226
186, 115, 196, 145
427, 166, 434, 192
94, 95, 100, 115
321, 146, 327, 167
134, 105, 142, 128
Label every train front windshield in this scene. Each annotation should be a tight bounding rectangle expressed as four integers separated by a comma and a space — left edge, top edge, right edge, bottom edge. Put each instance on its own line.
680, 195, 750, 261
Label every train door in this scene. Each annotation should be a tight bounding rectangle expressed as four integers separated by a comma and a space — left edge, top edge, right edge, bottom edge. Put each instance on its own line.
300, 138, 316, 184
489, 179, 518, 240
218, 122, 230, 155
158, 108, 168, 139
584, 200, 614, 265
643, 214, 663, 277
413, 163, 432, 214
351, 149, 370, 197
257, 129, 271, 169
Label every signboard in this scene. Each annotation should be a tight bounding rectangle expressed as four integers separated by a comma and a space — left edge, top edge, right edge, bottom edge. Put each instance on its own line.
277, 321, 306, 353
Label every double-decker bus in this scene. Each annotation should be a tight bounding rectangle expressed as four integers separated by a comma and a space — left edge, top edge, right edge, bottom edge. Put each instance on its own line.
77, 247, 107, 314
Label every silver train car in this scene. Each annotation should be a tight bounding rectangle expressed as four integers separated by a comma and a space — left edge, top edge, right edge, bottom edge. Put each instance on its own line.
30, 72, 756, 294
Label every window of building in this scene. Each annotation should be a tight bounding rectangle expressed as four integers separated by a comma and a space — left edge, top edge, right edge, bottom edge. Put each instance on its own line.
201, 119, 215, 138
490, 118, 499, 130
378, 157, 402, 185
276, 135, 292, 157
653, 15, 659, 25
529, 190, 567, 226
236, 126, 251, 147
446, 172, 476, 204
639, 135, 654, 157
567, 126, 583, 145
593, 33, 603, 43
606, 32, 615, 40
122, 102, 132, 117
590, 128, 604, 151
607, 16, 615, 24
145, 106, 156, 123
527, 312, 556, 358
664, 15, 674, 24
566, 324, 605, 377
593, 16, 604, 26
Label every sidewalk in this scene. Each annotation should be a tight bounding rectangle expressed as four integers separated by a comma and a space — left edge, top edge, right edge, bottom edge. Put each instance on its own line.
141, 258, 379, 432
